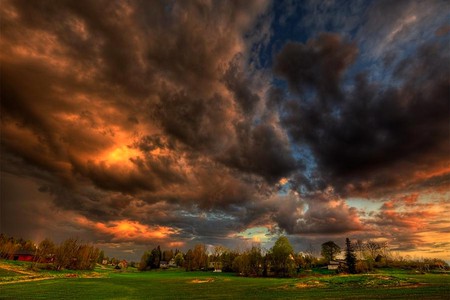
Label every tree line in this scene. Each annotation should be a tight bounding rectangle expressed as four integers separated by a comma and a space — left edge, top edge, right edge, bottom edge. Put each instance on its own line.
139, 236, 449, 277
0, 234, 101, 271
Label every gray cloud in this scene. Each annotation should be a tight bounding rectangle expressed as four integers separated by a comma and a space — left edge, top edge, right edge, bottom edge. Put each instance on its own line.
1, 0, 449, 261
276, 33, 450, 197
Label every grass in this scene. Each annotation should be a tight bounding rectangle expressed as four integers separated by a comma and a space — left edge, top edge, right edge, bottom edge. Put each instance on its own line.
1, 260, 449, 299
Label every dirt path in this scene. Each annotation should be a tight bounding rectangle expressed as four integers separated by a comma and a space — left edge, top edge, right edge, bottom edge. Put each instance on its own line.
0, 263, 35, 275
0, 276, 55, 285
0, 262, 57, 285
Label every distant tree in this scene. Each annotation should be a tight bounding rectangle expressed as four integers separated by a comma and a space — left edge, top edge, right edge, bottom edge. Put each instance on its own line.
97, 250, 105, 264
184, 249, 193, 271
111, 257, 118, 265
139, 251, 152, 271
345, 238, 357, 274
231, 246, 263, 277
0, 235, 19, 260
151, 246, 161, 268
232, 254, 250, 275
321, 241, 341, 262
354, 239, 365, 260
37, 238, 55, 263
192, 244, 207, 270
212, 245, 226, 264
221, 249, 239, 272
55, 238, 80, 271
365, 240, 382, 261
271, 236, 295, 277
21, 240, 36, 252
174, 252, 184, 267
247, 246, 263, 276
162, 249, 174, 262
77, 244, 99, 270
262, 252, 271, 277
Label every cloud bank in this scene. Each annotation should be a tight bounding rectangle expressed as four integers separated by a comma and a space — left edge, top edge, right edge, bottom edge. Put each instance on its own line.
1, 0, 449, 260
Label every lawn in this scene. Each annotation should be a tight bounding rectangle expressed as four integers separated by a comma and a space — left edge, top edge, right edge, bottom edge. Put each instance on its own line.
1, 261, 449, 299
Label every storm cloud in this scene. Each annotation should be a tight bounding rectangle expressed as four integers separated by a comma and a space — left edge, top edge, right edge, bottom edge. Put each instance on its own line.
1, 0, 449, 260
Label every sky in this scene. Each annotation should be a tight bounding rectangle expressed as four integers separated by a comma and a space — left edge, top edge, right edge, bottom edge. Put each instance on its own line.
1, 0, 449, 262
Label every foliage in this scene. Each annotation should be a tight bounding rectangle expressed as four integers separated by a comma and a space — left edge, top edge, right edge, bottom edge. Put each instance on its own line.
220, 249, 239, 272
0, 234, 101, 271
321, 241, 341, 262
0, 234, 35, 260
345, 238, 357, 274
184, 249, 194, 271
97, 250, 105, 264
271, 236, 296, 277
174, 252, 184, 267
138, 246, 162, 271
162, 249, 174, 262
54, 238, 99, 271
191, 244, 208, 271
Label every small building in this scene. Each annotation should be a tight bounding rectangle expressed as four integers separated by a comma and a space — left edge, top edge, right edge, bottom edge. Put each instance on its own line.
160, 261, 168, 269
328, 260, 346, 270
168, 258, 177, 267
118, 260, 128, 269
209, 261, 222, 272
13, 250, 35, 262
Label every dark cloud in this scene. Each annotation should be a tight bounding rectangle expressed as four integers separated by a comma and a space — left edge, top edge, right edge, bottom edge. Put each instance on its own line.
220, 122, 297, 183
276, 33, 450, 197
223, 55, 261, 114
274, 33, 357, 98
1, 0, 449, 261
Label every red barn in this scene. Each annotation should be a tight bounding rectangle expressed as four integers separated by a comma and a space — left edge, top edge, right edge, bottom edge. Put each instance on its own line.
13, 250, 35, 262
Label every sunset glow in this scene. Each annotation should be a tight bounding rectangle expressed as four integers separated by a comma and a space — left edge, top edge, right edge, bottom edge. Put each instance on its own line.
76, 217, 178, 242
104, 146, 140, 167
1, 0, 449, 262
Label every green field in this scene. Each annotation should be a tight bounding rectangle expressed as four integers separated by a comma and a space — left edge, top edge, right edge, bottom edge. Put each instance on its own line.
1, 261, 449, 299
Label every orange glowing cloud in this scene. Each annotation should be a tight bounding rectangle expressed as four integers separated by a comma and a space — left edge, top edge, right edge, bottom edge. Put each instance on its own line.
76, 217, 179, 243
103, 146, 141, 167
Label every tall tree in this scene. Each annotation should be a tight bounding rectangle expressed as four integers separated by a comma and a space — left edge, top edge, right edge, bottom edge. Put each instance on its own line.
138, 251, 152, 271
97, 250, 105, 264
321, 241, 341, 262
37, 238, 55, 263
248, 246, 263, 276
271, 236, 295, 277
365, 240, 382, 261
221, 249, 239, 272
345, 238, 356, 274
192, 244, 207, 270
151, 246, 161, 268
184, 249, 193, 271
55, 238, 80, 271
174, 252, 184, 267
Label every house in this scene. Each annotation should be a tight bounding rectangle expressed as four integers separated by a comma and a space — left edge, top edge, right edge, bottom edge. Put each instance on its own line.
209, 261, 222, 272
118, 260, 128, 269
13, 250, 35, 262
168, 258, 177, 267
328, 260, 346, 270
160, 261, 168, 269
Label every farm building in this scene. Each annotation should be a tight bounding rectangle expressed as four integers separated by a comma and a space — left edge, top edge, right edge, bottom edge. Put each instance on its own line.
160, 261, 168, 268
168, 258, 177, 267
13, 250, 35, 262
328, 260, 346, 270
209, 261, 222, 272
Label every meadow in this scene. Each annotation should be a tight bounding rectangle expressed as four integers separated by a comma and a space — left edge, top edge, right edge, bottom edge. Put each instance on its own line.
1, 260, 449, 299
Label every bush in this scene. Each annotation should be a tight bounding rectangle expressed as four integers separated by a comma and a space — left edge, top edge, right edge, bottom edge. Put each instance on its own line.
355, 260, 373, 273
